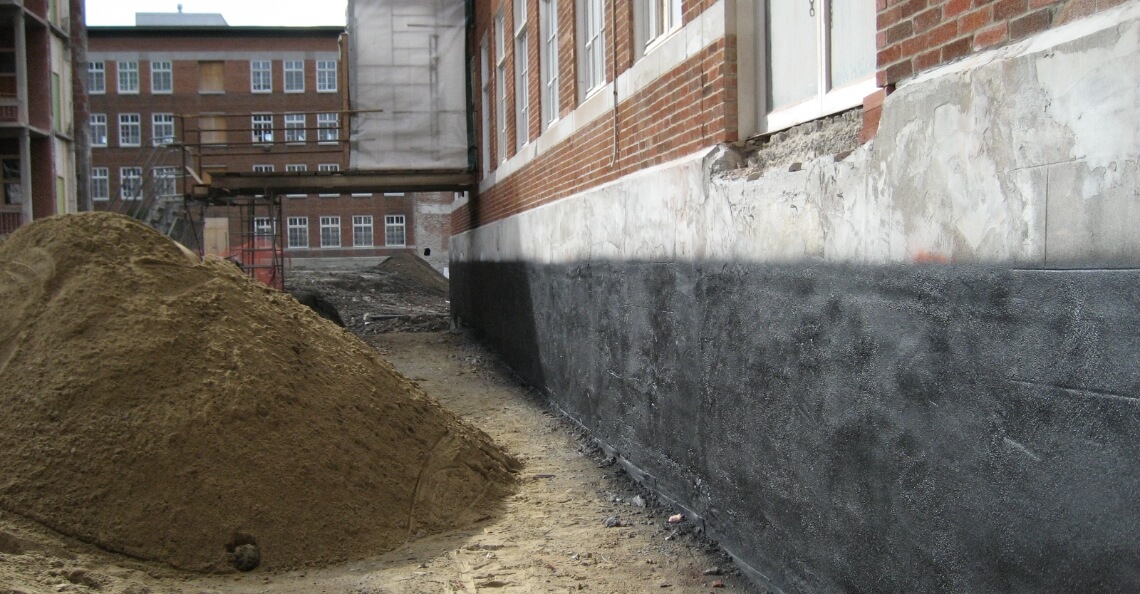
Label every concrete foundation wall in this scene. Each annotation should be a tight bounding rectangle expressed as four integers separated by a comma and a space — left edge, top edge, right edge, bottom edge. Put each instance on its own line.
451, 6, 1140, 593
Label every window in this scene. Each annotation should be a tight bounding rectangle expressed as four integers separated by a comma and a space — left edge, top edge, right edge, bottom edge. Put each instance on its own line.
251, 114, 273, 143
118, 113, 141, 146
151, 60, 172, 93
88, 62, 105, 94
252, 164, 274, 173
479, 40, 492, 174
117, 61, 139, 93
318, 163, 339, 197
285, 164, 307, 197
579, 0, 605, 96
641, 0, 681, 50
250, 60, 272, 93
495, 12, 508, 162
284, 113, 306, 143
253, 217, 275, 237
120, 167, 142, 200
385, 215, 406, 246
199, 114, 226, 144
152, 113, 175, 145
352, 215, 374, 247
316, 60, 337, 92
383, 192, 405, 196
90, 114, 107, 146
198, 61, 224, 93
287, 216, 309, 248
514, 0, 530, 148
153, 167, 178, 197
284, 60, 304, 93
539, 0, 560, 128
319, 216, 341, 247
92, 167, 109, 201
761, 1, 876, 132
317, 113, 339, 143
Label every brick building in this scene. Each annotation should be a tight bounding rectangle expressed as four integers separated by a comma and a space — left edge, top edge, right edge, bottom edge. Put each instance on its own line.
454, 1, 1139, 592
0, 0, 84, 237
88, 14, 435, 266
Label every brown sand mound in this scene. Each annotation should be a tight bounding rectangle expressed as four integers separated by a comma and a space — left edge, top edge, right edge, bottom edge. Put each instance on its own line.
375, 252, 449, 297
0, 213, 518, 572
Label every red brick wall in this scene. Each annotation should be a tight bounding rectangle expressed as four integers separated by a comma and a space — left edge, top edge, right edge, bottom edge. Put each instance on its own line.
460, 0, 736, 232
877, 0, 1129, 86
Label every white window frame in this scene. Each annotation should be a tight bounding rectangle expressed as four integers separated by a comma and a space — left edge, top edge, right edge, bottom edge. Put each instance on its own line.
252, 164, 275, 173
150, 60, 172, 94
514, 0, 530, 149
317, 163, 339, 197
319, 216, 341, 248
120, 167, 142, 200
250, 60, 272, 93
317, 112, 339, 144
284, 60, 305, 93
479, 39, 492, 174
251, 114, 274, 143
316, 60, 337, 92
495, 12, 508, 163
756, 0, 877, 134
384, 214, 406, 247
287, 216, 309, 248
90, 113, 107, 146
88, 61, 105, 94
253, 216, 275, 237
117, 60, 139, 94
284, 113, 306, 143
578, 0, 606, 98
285, 164, 307, 197
92, 167, 109, 201
539, 0, 560, 128
152, 166, 179, 197
352, 215, 374, 247
642, 0, 681, 52
118, 113, 141, 147
152, 113, 175, 145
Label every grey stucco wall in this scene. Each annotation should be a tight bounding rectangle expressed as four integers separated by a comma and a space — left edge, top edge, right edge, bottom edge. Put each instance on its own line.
449, 5, 1140, 592
452, 261, 1140, 593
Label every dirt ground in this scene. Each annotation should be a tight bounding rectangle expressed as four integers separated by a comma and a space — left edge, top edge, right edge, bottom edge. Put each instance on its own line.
0, 265, 761, 594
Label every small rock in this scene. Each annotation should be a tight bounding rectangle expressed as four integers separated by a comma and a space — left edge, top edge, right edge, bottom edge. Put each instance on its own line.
703, 567, 723, 576
631, 495, 646, 507
667, 514, 685, 524
603, 516, 622, 528
712, 580, 726, 588
232, 544, 260, 572
789, 162, 803, 172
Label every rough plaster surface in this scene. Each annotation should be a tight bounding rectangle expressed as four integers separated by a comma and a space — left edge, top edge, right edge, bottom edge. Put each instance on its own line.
450, 6, 1140, 593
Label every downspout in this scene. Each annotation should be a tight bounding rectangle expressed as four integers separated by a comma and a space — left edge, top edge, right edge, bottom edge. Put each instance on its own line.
610, 0, 619, 166
70, 0, 91, 212
465, 0, 478, 172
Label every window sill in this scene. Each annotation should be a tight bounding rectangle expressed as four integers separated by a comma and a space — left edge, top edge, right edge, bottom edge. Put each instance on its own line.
284, 90, 305, 94
151, 90, 172, 95
199, 91, 225, 95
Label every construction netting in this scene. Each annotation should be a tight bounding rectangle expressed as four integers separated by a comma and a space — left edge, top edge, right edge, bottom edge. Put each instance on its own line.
348, 0, 470, 170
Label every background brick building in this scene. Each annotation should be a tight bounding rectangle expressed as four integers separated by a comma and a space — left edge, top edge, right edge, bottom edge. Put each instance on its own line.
88, 14, 437, 264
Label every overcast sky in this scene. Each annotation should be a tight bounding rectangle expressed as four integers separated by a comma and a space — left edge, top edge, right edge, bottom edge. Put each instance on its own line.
84, 0, 348, 27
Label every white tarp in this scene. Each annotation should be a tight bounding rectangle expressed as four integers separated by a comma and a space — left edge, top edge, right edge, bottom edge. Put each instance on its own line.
348, 0, 470, 170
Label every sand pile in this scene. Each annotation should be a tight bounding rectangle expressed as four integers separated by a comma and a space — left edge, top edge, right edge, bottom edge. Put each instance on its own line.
0, 213, 518, 572
375, 253, 449, 297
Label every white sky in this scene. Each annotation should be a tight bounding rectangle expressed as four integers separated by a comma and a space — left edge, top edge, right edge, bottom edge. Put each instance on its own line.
85, 0, 348, 27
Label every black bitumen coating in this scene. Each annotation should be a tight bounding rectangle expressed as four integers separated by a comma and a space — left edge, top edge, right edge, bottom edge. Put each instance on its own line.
451, 261, 1140, 594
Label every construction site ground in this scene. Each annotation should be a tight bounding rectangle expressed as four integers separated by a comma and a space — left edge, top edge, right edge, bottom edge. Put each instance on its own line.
0, 264, 760, 594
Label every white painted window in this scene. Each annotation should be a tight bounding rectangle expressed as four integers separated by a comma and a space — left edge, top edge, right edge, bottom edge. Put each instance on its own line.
316, 60, 337, 92
120, 167, 142, 200
118, 113, 141, 146
88, 62, 105, 94
92, 167, 109, 201
287, 217, 309, 248
250, 60, 272, 93
152, 113, 174, 145
642, 0, 681, 50
352, 215, 374, 247
514, 0, 530, 149
578, 0, 605, 97
90, 114, 107, 146
318, 163, 339, 197
759, 0, 876, 133
539, 0, 560, 128
317, 112, 339, 143
284, 60, 305, 93
117, 61, 138, 94
384, 215, 406, 247
479, 40, 492, 174
151, 60, 172, 93
251, 114, 274, 143
153, 166, 179, 197
284, 113, 306, 143
253, 216, 275, 237
252, 164, 274, 173
319, 216, 341, 248
495, 12, 508, 163
285, 164, 307, 197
